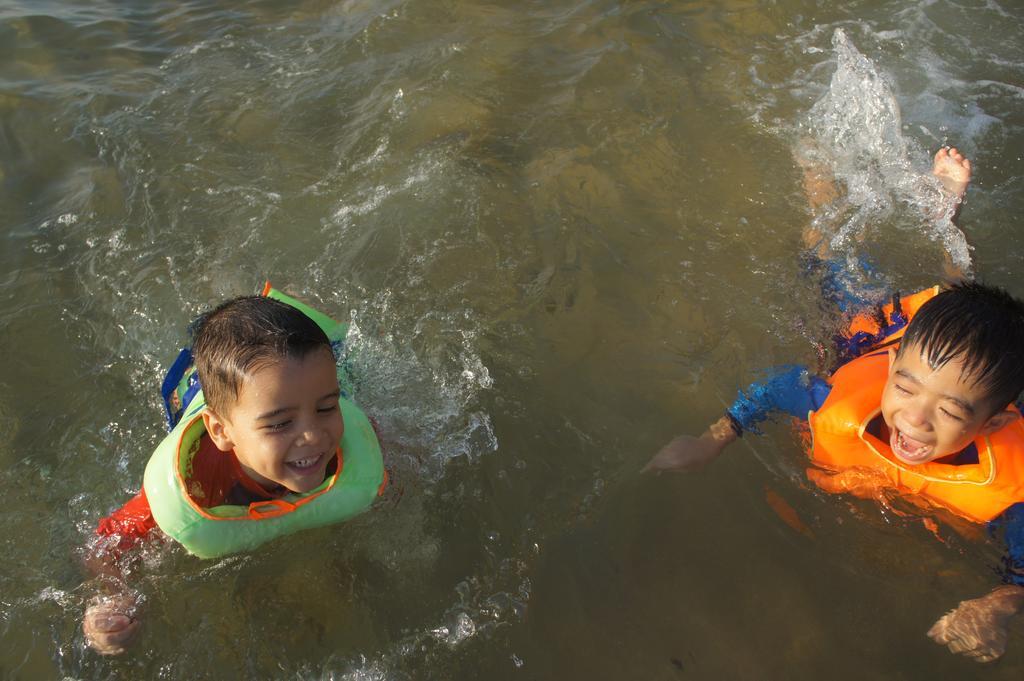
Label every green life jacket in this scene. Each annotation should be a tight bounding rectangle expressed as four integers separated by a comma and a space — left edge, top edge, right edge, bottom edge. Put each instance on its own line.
143, 285, 385, 559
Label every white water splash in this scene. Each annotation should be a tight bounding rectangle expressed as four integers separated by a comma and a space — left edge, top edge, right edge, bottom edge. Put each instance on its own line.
341, 291, 498, 482
801, 29, 971, 274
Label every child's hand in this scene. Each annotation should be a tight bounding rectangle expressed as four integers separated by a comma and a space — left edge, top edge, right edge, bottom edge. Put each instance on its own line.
927, 585, 1024, 662
643, 435, 725, 473
83, 593, 141, 655
642, 417, 738, 473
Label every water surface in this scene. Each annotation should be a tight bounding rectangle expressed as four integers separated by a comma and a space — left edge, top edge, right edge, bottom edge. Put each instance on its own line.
2, 0, 1024, 678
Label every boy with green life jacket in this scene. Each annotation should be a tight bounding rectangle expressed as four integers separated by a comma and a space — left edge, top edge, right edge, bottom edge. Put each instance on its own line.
82, 286, 385, 655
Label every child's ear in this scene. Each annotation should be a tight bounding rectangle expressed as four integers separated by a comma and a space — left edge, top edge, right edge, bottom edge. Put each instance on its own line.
981, 409, 1021, 436
202, 410, 236, 452
887, 346, 898, 370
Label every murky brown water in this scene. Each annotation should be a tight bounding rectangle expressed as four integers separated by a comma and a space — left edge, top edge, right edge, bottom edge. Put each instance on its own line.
2, 0, 1024, 678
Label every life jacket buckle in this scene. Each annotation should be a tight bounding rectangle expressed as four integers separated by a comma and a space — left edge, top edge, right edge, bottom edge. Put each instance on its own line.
247, 499, 296, 519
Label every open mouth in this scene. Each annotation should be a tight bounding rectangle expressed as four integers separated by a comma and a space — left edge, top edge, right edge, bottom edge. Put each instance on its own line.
286, 453, 325, 472
890, 428, 933, 463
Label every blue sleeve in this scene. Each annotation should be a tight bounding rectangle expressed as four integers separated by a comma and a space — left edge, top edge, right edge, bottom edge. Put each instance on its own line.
990, 503, 1024, 586
802, 252, 889, 313
726, 364, 831, 435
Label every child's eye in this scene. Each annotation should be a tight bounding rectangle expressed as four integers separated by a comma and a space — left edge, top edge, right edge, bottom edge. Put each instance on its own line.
939, 408, 964, 422
317, 404, 339, 414
894, 384, 912, 395
266, 420, 292, 432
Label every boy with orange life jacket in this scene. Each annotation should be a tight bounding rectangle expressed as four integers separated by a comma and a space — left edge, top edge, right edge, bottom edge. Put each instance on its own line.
645, 148, 1024, 663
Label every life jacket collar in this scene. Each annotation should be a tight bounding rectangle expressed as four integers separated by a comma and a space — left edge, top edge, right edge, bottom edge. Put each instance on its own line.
855, 408, 997, 486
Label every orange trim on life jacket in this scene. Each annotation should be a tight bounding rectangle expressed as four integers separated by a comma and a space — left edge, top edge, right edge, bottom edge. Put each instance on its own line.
173, 412, 345, 522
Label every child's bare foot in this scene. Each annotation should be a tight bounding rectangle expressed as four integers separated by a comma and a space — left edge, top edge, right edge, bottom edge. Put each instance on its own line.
933, 147, 971, 201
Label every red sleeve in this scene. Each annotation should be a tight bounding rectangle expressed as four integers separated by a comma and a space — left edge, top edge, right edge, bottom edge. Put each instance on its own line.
96, 489, 157, 549
92, 436, 241, 553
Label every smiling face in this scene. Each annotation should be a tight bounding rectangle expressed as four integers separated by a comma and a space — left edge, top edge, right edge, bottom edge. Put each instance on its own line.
879, 343, 1017, 465
202, 348, 344, 494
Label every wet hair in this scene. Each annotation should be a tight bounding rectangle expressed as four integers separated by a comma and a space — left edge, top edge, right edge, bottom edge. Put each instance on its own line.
191, 296, 331, 416
897, 281, 1024, 415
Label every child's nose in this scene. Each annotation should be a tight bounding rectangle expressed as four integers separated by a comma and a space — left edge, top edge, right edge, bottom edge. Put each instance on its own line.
296, 425, 324, 447
903, 402, 930, 428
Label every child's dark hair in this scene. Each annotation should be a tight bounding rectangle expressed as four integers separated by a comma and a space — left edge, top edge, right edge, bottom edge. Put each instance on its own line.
898, 282, 1024, 413
192, 296, 331, 415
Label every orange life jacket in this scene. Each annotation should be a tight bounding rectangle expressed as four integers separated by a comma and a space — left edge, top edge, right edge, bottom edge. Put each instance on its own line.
806, 287, 1024, 523
839, 285, 941, 359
